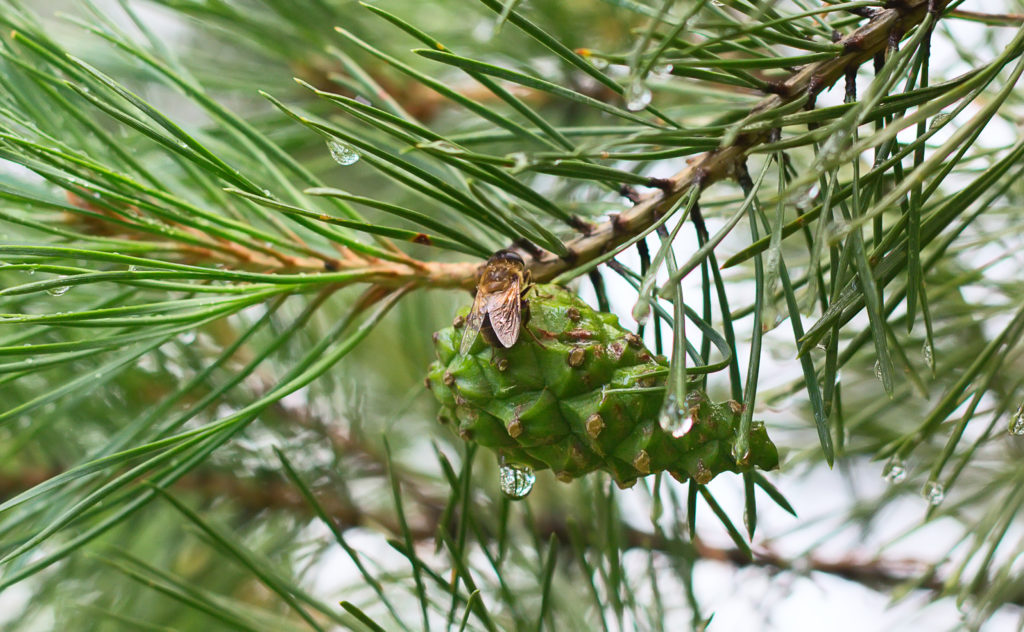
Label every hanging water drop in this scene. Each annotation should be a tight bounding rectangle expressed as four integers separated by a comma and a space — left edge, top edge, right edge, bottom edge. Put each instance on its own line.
659, 394, 692, 438
631, 299, 651, 327
921, 341, 934, 368
922, 480, 945, 506
652, 63, 674, 78
928, 112, 953, 131
1008, 402, 1024, 436
882, 457, 906, 483
820, 129, 850, 163
499, 462, 535, 499
508, 152, 529, 171
624, 79, 652, 112
327, 139, 360, 166
47, 276, 70, 296
789, 183, 820, 211
873, 360, 883, 382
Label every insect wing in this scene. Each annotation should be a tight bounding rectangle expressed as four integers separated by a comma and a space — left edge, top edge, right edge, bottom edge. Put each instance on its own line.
486, 283, 522, 348
459, 291, 488, 355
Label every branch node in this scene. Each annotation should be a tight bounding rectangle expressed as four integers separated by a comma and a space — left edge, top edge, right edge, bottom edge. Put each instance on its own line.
619, 184, 642, 205
692, 166, 711, 191
764, 79, 791, 97
568, 214, 595, 235
648, 177, 675, 195
609, 213, 628, 235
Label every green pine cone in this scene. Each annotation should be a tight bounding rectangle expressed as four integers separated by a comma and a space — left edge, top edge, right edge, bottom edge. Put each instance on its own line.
426, 284, 778, 488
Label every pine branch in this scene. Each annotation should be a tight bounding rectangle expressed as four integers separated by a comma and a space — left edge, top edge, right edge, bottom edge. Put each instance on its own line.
2, 1, 1022, 627
309, 0, 951, 291
476, 0, 950, 285
83, 0, 948, 293
0, 1, 955, 296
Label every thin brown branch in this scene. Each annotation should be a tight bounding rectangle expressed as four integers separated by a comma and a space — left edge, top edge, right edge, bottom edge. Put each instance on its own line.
59, 0, 951, 295
949, 9, 1024, 26
0, 463, 944, 596
474, 0, 950, 286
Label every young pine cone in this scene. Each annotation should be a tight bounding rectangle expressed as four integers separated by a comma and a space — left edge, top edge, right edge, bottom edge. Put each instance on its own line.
426, 284, 778, 490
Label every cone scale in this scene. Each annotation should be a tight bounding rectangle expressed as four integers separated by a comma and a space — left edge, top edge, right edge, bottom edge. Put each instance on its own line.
426, 285, 778, 488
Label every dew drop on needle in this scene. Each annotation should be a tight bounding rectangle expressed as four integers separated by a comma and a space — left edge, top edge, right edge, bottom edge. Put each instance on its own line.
1009, 402, 1024, 436
883, 457, 906, 484
624, 80, 652, 112
327, 139, 360, 166
47, 276, 70, 296
923, 480, 945, 506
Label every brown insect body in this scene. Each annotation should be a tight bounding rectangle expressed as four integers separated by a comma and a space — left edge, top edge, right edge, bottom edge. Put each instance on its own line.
460, 250, 531, 355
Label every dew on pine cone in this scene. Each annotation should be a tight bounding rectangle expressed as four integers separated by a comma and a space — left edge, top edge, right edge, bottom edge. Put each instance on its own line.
499, 463, 535, 499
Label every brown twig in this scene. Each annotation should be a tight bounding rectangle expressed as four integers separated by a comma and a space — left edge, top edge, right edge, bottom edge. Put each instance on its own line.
472, 0, 950, 286
0, 462, 944, 596
317, 0, 950, 293
949, 9, 1024, 26
60, 1, 949, 296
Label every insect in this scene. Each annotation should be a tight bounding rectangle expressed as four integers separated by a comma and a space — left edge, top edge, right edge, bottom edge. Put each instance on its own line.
460, 249, 531, 355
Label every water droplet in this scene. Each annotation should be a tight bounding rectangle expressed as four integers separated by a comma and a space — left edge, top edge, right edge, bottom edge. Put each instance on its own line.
874, 360, 883, 382
732, 441, 751, 465
820, 129, 849, 163
652, 63, 674, 78
508, 152, 529, 171
47, 277, 70, 296
659, 394, 692, 438
1008, 402, 1024, 436
327, 139, 360, 166
883, 457, 906, 483
922, 480, 945, 506
128, 265, 139, 272
631, 299, 650, 327
591, 56, 609, 70
178, 331, 196, 345
499, 463, 535, 500
624, 80, 652, 112
929, 112, 953, 131
921, 341, 934, 368
789, 183, 820, 211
